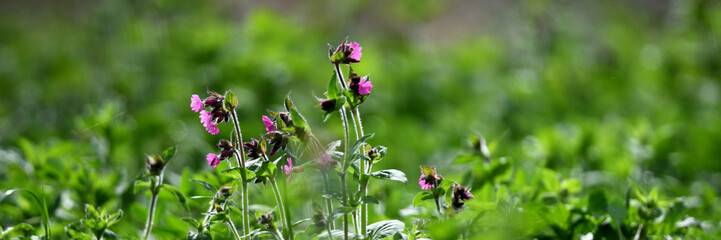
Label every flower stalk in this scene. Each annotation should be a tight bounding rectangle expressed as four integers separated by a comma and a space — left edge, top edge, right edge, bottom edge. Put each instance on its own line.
142, 176, 160, 240
229, 109, 251, 239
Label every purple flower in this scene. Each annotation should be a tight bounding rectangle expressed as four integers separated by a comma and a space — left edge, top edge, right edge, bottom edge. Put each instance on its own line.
419, 174, 434, 190
262, 115, 275, 133
452, 184, 474, 209
200, 110, 213, 127
205, 122, 219, 135
199, 110, 219, 135
282, 157, 293, 183
419, 165, 443, 190
207, 153, 220, 167
358, 77, 373, 95
348, 42, 362, 62
190, 94, 203, 112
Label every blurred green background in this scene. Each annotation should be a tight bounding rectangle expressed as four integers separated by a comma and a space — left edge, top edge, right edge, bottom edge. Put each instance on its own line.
1, 0, 721, 238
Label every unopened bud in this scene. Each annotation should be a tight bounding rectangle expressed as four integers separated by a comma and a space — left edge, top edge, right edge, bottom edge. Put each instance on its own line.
218, 186, 233, 198
145, 154, 164, 176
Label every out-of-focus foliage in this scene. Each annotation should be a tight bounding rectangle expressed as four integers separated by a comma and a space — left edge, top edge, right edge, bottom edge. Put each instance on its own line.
1, 0, 720, 238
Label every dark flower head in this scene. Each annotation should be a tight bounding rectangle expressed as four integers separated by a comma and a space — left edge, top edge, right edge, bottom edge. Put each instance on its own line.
320, 99, 337, 112
218, 186, 233, 199
217, 139, 233, 150
452, 184, 474, 209
258, 213, 275, 229
419, 165, 443, 190
145, 154, 164, 176
243, 138, 264, 159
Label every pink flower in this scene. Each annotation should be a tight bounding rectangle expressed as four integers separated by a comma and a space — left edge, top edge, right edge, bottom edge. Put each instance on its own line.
199, 110, 219, 135
348, 42, 362, 62
262, 116, 275, 133
190, 94, 203, 112
207, 153, 220, 167
205, 122, 219, 135
419, 165, 443, 190
199, 110, 213, 127
358, 77, 373, 95
419, 174, 433, 190
281, 157, 293, 183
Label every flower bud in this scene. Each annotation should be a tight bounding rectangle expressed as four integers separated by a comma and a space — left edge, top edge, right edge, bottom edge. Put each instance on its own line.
145, 154, 164, 176
243, 138, 263, 159
219, 150, 234, 160
320, 99, 337, 112
258, 213, 275, 229
368, 148, 379, 161
452, 184, 474, 209
217, 139, 233, 150
218, 186, 233, 198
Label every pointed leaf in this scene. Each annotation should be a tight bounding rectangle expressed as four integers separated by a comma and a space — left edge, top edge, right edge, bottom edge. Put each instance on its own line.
368, 169, 407, 184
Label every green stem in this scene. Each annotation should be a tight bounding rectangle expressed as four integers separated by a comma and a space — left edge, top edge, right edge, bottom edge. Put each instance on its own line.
349, 107, 370, 236
321, 172, 335, 230
270, 178, 290, 239
273, 227, 286, 240
230, 110, 251, 239
142, 177, 161, 240
227, 218, 243, 240
338, 108, 351, 240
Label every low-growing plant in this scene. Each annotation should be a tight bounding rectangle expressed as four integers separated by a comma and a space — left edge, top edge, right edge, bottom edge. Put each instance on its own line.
0, 37, 717, 240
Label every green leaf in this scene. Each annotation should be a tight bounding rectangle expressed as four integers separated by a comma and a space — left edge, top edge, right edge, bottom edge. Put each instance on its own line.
190, 179, 217, 194
133, 180, 151, 194
413, 191, 434, 207
588, 190, 608, 213
561, 178, 581, 194
366, 220, 405, 240
465, 201, 497, 212
327, 73, 339, 98
182, 218, 200, 228
346, 134, 374, 167
329, 207, 355, 222
161, 184, 189, 209
368, 169, 407, 184
285, 95, 309, 129
225, 91, 238, 109
161, 145, 178, 164
0, 188, 52, 238
540, 168, 560, 193
361, 196, 380, 204
221, 167, 256, 182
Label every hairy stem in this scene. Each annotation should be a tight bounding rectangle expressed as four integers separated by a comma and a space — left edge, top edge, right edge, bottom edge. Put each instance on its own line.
230, 110, 251, 239
142, 176, 161, 240
227, 218, 242, 240
270, 178, 290, 239
339, 108, 351, 240
322, 172, 335, 230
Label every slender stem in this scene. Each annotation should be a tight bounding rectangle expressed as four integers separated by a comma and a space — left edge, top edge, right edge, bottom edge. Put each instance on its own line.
142, 177, 160, 240
269, 178, 289, 237
273, 227, 286, 240
434, 196, 442, 217
325, 222, 335, 240
352, 108, 370, 235
227, 218, 243, 240
230, 110, 247, 168
241, 182, 250, 239
339, 108, 351, 240
351, 212, 360, 235
230, 110, 251, 239
339, 172, 349, 240
321, 173, 335, 230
